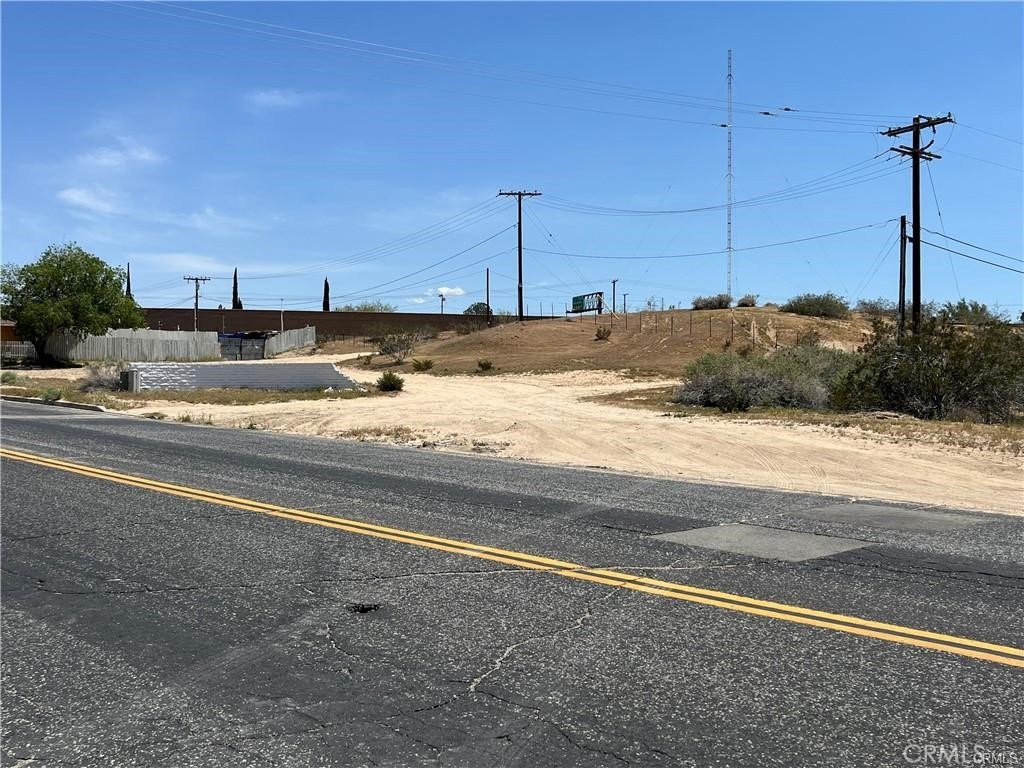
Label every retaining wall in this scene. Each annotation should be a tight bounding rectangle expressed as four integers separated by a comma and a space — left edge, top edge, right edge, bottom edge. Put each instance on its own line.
126, 362, 360, 392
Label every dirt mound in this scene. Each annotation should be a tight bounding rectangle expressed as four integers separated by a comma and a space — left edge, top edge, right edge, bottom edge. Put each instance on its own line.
348, 307, 874, 377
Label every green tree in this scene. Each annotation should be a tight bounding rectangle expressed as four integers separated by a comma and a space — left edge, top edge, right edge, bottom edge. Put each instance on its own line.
1, 242, 145, 363
464, 302, 491, 316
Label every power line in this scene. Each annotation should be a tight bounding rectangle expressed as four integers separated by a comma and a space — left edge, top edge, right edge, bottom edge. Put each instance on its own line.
229, 199, 510, 280
526, 220, 897, 260
925, 162, 961, 299
917, 241, 1024, 274
917, 228, 1022, 262
536, 154, 900, 217
114, 2, 900, 131
852, 220, 900, 299
522, 205, 599, 293
957, 122, 1024, 146
944, 150, 1023, 174
330, 225, 516, 302
336, 249, 514, 304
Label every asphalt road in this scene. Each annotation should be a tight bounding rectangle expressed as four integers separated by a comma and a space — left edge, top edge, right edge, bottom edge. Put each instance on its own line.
2, 400, 1022, 768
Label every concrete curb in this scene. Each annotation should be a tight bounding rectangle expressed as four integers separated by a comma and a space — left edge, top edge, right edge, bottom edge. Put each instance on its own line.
1, 394, 107, 413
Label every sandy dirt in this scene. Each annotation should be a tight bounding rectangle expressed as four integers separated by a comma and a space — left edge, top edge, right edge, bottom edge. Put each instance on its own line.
120, 367, 1023, 516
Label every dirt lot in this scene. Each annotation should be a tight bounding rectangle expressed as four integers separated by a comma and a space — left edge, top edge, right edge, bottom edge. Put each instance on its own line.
84, 367, 1022, 516
4, 309, 1020, 515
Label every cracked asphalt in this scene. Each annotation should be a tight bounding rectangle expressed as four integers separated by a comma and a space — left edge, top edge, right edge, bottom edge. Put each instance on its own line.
2, 401, 1022, 768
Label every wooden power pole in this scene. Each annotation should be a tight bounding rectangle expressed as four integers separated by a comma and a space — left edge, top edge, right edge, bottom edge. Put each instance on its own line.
498, 190, 542, 321
183, 276, 211, 332
881, 113, 954, 332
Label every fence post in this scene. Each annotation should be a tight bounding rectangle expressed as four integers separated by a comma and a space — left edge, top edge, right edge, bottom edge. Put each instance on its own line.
671, 316, 674, 335
708, 316, 712, 339
689, 312, 693, 335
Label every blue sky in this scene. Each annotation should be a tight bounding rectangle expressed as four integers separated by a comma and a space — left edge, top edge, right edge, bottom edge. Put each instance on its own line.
3, 1, 1022, 315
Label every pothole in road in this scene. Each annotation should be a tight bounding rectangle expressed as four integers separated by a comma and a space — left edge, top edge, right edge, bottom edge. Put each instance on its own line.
345, 603, 381, 614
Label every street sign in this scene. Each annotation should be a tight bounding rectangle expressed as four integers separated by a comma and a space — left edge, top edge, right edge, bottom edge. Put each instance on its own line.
569, 292, 604, 314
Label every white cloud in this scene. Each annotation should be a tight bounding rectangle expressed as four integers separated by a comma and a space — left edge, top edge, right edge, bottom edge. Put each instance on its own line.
79, 136, 164, 168
433, 286, 465, 297
144, 206, 265, 237
185, 206, 261, 235
126, 252, 231, 274
245, 89, 323, 109
409, 297, 427, 305
57, 187, 120, 215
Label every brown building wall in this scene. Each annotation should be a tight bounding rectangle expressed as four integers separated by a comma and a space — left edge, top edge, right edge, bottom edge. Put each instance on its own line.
143, 308, 548, 337
1, 321, 21, 342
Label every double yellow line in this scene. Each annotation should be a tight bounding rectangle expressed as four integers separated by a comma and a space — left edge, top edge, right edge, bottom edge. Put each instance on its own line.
3, 446, 1022, 668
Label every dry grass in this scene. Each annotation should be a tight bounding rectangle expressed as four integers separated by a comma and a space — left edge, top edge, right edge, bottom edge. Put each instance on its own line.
1, 379, 372, 410
337, 425, 420, 442
590, 386, 1024, 456
327, 307, 873, 378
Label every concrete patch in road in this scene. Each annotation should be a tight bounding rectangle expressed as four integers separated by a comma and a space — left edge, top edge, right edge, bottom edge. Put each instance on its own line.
653, 523, 870, 562
581, 509, 708, 535
789, 502, 990, 532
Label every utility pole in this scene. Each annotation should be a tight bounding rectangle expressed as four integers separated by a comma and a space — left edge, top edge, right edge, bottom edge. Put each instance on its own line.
438, 292, 446, 314
881, 113, 954, 333
485, 268, 491, 326
898, 215, 907, 337
497, 189, 542, 321
183, 276, 210, 332
611, 279, 619, 321
280, 299, 284, 333
622, 293, 628, 314
726, 49, 734, 298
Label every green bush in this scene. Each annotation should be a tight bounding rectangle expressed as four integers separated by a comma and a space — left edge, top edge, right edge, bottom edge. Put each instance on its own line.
477, 359, 493, 372
40, 387, 63, 403
781, 292, 850, 319
80, 362, 128, 392
376, 371, 405, 392
378, 332, 417, 363
672, 345, 856, 413
854, 297, 897, 318
692, 294, 732, 310
1, 371, 17, 385
411, 358, 434, 371
938, 299, 1005, 325
736, 294, 758, 308
595, 326, 612, 340
833, 319, 1024, 423
456, 322, 483, 336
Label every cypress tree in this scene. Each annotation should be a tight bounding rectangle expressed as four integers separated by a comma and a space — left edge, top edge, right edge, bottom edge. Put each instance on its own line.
231, 268, 243, 310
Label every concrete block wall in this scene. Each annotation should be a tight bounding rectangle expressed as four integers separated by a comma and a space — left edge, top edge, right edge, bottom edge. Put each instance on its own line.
219, 338, 266, 360
129, 362, 360, 392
